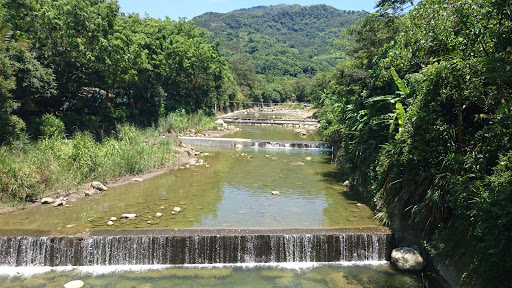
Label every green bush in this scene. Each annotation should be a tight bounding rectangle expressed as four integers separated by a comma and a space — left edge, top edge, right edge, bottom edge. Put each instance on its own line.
158, 110, 217, 134
40, 114, 66, 139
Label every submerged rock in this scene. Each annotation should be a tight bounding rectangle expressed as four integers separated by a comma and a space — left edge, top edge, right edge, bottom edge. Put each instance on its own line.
64, 280, 85, 288
326, 272, 363, 288
173, 207, 181, 212
155, 212, 162, 217
22, 278, 46, 288
91, 181, 108, 191
41, 197, 55, 204
391, 247, 425, 271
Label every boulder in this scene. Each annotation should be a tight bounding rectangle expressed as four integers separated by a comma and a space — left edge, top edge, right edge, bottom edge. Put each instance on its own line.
391, 247, 425, 271
64, 280, 85, 288
41, 197, 55, 204
84, 190, 96, 196
91, 181, 108, 191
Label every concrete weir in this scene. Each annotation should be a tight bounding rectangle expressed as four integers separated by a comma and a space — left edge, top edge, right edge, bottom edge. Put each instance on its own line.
180, 137, 331, 149
221, 117, 320, 127
0, 228, 391, 266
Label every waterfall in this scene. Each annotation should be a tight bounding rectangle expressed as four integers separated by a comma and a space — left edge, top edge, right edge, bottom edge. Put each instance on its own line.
0, 229, 390, 267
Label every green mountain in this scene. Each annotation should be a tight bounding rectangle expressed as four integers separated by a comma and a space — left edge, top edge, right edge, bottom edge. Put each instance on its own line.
193, 4, 367, 77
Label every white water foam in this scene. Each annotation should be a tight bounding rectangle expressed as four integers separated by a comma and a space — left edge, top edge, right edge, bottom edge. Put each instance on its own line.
0, 261, 389, 278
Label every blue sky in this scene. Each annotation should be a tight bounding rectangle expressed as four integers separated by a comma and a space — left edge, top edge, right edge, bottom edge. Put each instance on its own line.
117, 0, 379, 20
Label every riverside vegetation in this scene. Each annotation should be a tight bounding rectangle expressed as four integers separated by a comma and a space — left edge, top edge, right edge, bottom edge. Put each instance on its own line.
313, 0, 512, 286
0, 111, 217, 205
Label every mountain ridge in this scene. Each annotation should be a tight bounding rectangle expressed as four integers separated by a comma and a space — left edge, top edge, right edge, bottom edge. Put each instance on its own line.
193, 4, 367, 77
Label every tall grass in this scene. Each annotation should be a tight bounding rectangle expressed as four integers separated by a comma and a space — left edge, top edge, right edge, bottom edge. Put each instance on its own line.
158, 110, 218, 134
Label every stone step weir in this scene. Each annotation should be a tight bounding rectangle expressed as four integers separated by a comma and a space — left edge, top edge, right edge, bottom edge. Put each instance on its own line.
180, 137, 331, 149
221, 118, 320, 127
0, 228, 391, 267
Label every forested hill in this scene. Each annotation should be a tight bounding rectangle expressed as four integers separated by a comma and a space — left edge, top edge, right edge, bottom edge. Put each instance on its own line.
193, 4, 367, 77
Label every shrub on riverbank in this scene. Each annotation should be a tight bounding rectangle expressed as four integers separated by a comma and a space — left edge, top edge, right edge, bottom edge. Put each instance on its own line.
0, 112, 217, 204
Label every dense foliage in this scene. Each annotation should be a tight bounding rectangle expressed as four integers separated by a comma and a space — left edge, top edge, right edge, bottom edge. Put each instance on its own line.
0, 0, 237, 143
194, 4, 367, 76
315, 0, 511, 285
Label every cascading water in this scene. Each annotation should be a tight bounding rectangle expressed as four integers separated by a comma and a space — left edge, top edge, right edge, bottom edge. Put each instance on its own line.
0, 229, 390, 267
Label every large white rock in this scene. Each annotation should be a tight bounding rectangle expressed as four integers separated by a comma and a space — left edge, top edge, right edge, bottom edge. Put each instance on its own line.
64, 280, 85, 288
391, 247, 425, 271
41, 197, 55, 204
91, 181, 108, 191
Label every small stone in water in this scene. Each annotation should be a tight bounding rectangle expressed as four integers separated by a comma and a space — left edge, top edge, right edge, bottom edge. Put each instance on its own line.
156, 212, 162, 217
171, 211, 176, 215
147, 221, 151, 224
107, 221, 114, 226
305, 157, 312, 161
121, 214, 137, 218
64, 280, 85, 288
110, 217, 117, 221
173, 207, 181, 212
272, 191, 280, 195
